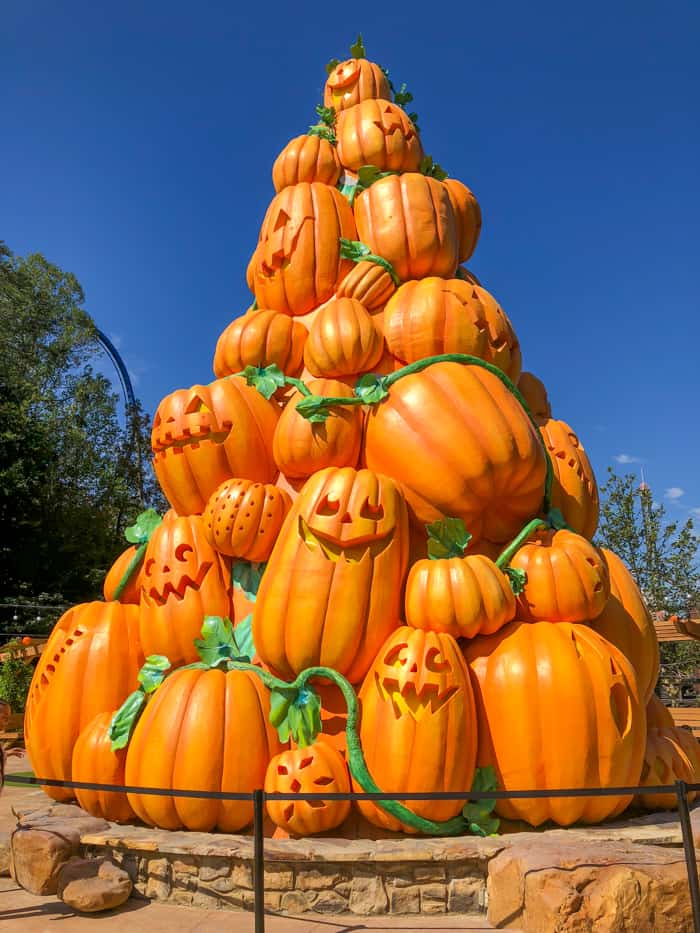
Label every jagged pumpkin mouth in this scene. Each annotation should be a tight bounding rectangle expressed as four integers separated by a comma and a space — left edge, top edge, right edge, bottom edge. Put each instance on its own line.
143, 561, 212, 606
376, 675, 458, 722
299, 517, 392, 564
152, 426, 231, 457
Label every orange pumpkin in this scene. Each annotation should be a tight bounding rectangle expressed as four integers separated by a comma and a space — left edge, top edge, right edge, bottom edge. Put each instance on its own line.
253, 467, 408, 684
635, 726, 699, 810
139, 513, 232, 667
509, 528, 610, 623
464, 620, 646, 826
213, 309, 308, 380
517, 371, 551, 422
364, 361, 547, 542
303, 298, 384, 378
203, 478, 292, 562
442, 178, 481, 263
125, 667, 282, 832
24, 602, 144, 802
102, 545, 143, 604
324, 58, 391, 112
250, 182, 357, 316
646, 693, 673, 730
272, 134, 341, 192
354, 173, 459, 282
539, 418, 599, 539
589, 549, 660, 704
72, 712, 136, 822
265, 742, 351, 835
151, 377, 280, 516
273, 378, 363, 480
336, 99, 423, 173
356, 627, 477, 831
335, 259, 396, 310
382, 278, 521, 380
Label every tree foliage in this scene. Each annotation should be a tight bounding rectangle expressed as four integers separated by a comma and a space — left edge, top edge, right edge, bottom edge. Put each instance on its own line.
0, 242, 163, 629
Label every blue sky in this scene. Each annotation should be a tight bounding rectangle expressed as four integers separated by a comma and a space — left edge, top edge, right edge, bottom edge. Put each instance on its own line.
3, 1, 699, 522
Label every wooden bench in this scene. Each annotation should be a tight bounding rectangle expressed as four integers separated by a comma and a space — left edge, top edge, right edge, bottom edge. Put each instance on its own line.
669, 707, 700, 738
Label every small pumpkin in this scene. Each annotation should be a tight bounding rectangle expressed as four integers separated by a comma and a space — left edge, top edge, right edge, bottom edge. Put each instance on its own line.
336, 99, 423, 174
213, 309, 308, 380
303, 298, 384, 378
517, 371, 551, 422
442, 178, 481, 263
103, 545, 143, 604
356, 627, 477, 831
125, 666, 282, 832
273, 378, 363, 480
335, 259, 396, 310
539, 418, 599, 539
508, 528, 610, 623
405, 520, 515, 639
646, 693, 674, 731
354, 173, 459, 282
265, 742, 351, 835
635, 726, 699, 810
324, 58, 391, 112
272, 134, 341, 192
72, 712, 136, 823
203, 478, 292, 562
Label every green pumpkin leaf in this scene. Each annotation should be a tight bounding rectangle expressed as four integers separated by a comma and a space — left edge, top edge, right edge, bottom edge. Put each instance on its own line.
269, 684, 321, 747
194, 615, 238, 667
355, 373, 389, 405
426, 518, 472, 560
356, 164, 398, 191
419, 155, 448, 181
240, 363, 286, 400
231, 614, 255, 662
350, 34, 366, 59
505, 566, 527, 595
408, 112, 420, 132
124, 508, 162, 545
394, 82, 413, 107
295, 395, 332, 423
109, 689, 147, 751
232, 560, 266, 600
325, 57, 340, 75
339, 237, 371, 262
315, 104, 336, 127
137, 655, 172, 694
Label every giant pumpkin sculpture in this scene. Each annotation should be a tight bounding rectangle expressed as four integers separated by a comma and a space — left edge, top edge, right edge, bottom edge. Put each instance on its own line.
28, 36, 680, 840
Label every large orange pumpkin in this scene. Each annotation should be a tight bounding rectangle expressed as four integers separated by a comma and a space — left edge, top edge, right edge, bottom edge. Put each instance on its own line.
509, 528, 610, 623
517, 371, 551, 422
539, 418, 599, 539
151, 377, 280, 516
102, 545, 143, 604
382, 278, 521, 380
336, 99, 423, 173
265, 741, 351, 835
442, 178, 481, 263
250, 182, 357, 316
303, 298, 384, 378
202, 478, 292, 562
335, 259, 396, 310
253, 467, 409, 684
139, 513, 232, 667
273, 378, 363, 480
356, 627, 477, 831
464, 621, 646, 826
213, 309, 308, 380
24, 602, 144, 801
272, 134, 341, 192
354, 173, 459, 282
364, 361, 547, 541
324, 58, 391, 112
588, 549, 660, 704
72, 712, 136, 822
125, 667, 282, 832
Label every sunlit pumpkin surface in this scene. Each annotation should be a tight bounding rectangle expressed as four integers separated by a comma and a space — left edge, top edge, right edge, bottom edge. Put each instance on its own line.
26, 39, 687, 839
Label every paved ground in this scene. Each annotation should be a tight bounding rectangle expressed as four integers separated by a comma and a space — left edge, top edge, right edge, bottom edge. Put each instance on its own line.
1, 754, 506, 932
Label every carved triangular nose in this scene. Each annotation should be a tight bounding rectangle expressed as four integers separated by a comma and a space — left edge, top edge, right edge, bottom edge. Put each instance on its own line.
163, 564, 170, 573
340, 512, 353, 524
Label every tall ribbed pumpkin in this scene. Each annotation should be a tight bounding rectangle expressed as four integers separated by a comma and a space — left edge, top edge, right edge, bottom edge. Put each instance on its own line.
364, 361, 547, 541
213, 309, 308, 380
253, 467, 409, 684
539, 418, 599, 539
336, 99, 423, 173
272, 134, 341, 192
464, 621, 646, 826
102, 545, 143, 604
125, 667, 281, 832
24, 602, 144, 801
356, 627, 477, 831
152, 377, 280, 516
442, 178, 481, 263
72, 712, 136, 822
250, 182, 357, 316
589, 549, 659, 704
303, 298, 384, 378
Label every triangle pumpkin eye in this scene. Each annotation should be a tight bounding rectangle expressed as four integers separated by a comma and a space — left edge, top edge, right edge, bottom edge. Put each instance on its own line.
316, 496, 340, 516
360, 499, 384, 521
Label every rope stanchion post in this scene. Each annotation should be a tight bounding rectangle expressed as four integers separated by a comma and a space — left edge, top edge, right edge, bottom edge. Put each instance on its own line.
676, 780, 700, 933
253, 788, 266, 933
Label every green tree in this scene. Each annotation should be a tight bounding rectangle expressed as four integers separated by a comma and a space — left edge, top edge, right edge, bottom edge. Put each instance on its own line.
0, 242, 164, 631
596, 467, 700, 700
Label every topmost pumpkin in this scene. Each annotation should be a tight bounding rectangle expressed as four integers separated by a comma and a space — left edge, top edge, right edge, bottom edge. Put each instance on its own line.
324, 58, 391, 112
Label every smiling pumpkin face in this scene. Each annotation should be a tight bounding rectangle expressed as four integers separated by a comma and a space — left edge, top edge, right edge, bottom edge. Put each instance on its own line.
139, 513, 232, 667
323, 58, 391, 112
336, 100, 423, 174
253, 467, 409, 684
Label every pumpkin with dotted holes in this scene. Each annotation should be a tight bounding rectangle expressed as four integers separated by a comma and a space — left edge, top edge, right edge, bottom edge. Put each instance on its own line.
203, 479, 292, 562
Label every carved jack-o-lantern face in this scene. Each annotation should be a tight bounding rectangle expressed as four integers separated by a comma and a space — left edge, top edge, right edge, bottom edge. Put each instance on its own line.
376, 638, 459, 721
539, 418, 599, 539
142, 537, 210, 607
323, 58, 391, 113
336, 99, 423, 174
259, 205, 313, 279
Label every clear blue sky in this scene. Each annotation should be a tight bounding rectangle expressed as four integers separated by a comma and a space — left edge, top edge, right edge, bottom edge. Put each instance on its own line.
4, 1, 699, 522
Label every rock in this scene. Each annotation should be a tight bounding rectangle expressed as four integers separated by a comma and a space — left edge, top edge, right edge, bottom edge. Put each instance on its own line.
0, 831, 10, 877
349, 872, 388, 914
57, 857, 132, 913
487, 836, 692, 932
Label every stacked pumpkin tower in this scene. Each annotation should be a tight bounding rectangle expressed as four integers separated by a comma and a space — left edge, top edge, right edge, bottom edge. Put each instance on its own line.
24, 40, 700, 837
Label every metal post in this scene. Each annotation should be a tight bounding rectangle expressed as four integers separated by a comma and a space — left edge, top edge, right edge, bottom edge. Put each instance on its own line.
253, 789, 265, 933
676, 780, 700, 933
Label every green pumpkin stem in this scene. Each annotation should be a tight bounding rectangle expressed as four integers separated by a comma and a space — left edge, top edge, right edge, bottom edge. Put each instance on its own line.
426, 518, 472, 560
